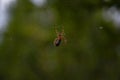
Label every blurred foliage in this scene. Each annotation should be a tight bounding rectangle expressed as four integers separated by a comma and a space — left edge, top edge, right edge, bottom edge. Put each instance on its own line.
0, 0, 120, 80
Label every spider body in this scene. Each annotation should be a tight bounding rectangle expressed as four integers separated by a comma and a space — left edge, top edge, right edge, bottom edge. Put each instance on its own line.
54, 38, 62, 46
54, 27, 67, 47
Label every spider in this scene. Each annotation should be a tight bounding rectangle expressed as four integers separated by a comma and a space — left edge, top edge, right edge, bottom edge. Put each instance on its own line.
54, 26, 67, 47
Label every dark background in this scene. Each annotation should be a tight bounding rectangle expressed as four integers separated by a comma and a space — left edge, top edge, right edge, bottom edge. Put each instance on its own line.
0, 0, 120, 80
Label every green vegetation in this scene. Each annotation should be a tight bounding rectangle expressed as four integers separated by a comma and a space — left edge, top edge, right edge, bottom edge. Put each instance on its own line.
0, 0, 120, 80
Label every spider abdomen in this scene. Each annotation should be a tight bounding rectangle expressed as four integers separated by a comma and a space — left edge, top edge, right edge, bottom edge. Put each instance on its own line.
54, 38, 61, 46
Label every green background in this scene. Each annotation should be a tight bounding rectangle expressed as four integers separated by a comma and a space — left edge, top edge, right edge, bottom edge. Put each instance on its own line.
0, 0, 120, 80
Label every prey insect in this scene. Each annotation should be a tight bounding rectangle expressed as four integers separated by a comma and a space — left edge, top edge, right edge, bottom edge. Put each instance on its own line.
54, 26, 67, 47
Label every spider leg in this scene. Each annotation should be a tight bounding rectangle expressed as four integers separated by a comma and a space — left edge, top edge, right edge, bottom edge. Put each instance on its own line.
61, 26, 65, 36
55, 26, 59, 35
62, 36, 67, 44
61, 26, 67, 44
53, 38, 57, 45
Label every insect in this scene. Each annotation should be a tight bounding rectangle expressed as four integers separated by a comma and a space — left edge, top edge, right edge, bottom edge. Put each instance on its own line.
54, 26, 67, 47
